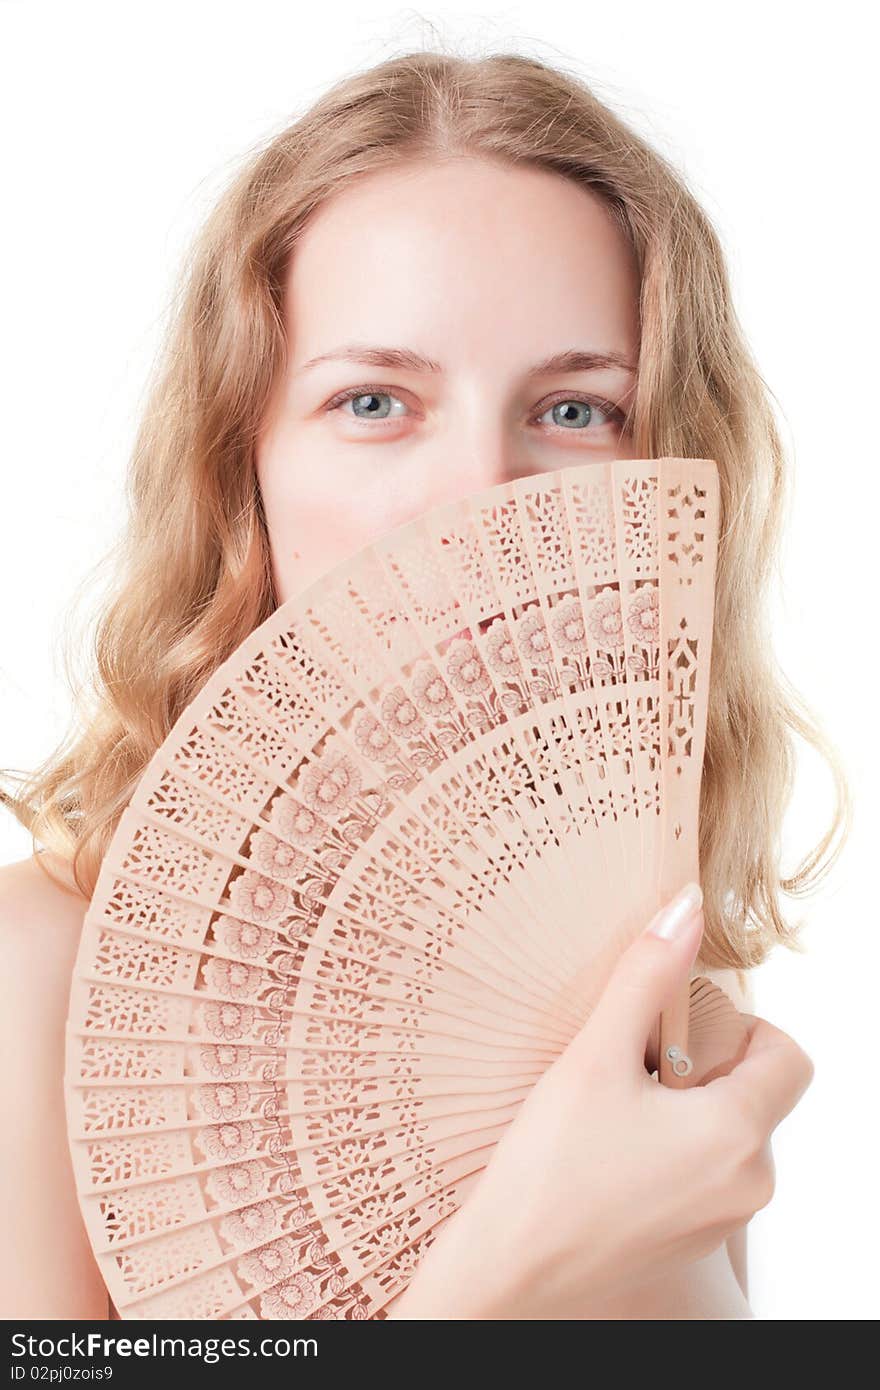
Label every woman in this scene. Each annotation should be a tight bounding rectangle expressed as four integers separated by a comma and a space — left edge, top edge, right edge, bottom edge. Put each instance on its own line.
0, 50, 846, 1319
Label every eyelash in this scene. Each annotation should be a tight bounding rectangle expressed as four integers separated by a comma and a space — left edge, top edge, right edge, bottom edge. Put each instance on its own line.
322, 385, 628, 432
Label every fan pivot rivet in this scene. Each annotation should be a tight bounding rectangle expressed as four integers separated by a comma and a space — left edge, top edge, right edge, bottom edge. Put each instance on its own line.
665, 1045, 694, 1077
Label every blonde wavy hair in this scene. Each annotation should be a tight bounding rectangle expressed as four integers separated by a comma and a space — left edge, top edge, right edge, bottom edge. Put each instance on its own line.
1, 48, 851, 971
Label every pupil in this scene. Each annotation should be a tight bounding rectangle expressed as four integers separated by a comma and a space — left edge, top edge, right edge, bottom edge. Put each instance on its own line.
555, 401, 590, 427
354, 393, 387, 417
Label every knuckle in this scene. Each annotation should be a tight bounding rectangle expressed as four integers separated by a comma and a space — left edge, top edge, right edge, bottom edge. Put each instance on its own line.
726, 1092, 765, 1161
776, 1028, 816, 1092
694, 1094, 776, 1223
798, 1045, 816, 1091
743, 1151, 776, 1212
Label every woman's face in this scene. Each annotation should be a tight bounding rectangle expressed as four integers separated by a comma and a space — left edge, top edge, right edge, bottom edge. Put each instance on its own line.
257, 156, 641, 604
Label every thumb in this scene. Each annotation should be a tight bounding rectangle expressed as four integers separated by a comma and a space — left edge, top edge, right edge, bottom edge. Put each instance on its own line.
569, 882, 706, 1078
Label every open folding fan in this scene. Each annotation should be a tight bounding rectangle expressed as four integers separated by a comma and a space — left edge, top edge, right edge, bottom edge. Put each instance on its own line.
65, 455, 750, 1321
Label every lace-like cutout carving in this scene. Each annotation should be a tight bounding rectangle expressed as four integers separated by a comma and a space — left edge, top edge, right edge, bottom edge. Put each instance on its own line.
65, 458, 735, 1320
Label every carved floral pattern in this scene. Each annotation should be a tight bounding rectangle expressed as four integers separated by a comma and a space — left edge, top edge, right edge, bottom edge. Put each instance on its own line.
65, 459, 719, 1322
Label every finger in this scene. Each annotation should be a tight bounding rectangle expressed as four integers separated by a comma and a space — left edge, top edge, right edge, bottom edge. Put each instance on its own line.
705, 1015, 815, 1133
568, 884, 705, 1077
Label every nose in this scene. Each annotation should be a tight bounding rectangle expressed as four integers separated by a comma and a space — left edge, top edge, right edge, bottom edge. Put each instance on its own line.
422, 421, 523, 512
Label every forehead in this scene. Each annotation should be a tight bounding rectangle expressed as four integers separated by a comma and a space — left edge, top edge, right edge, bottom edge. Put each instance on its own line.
282, 158, 640, 364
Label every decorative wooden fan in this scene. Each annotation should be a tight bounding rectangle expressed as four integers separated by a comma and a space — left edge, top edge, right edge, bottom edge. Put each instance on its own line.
65, 456, 748, 1319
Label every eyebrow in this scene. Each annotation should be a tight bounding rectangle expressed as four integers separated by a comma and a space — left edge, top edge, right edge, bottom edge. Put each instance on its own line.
296, 344, 638, 377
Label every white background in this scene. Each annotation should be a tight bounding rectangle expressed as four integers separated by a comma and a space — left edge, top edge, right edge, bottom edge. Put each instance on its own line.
1, 1, 876, 1319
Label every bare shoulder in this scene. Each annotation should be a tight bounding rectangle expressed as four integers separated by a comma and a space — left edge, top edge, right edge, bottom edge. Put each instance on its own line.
0, 850, 108, 1318
0, 845, 88, 910
0, 845, 89, 940
0, 850, 92, 1045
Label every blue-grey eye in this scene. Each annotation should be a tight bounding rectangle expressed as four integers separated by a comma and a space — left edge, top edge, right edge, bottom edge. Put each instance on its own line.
347, 392, 395, 418
546, 400, 603, 429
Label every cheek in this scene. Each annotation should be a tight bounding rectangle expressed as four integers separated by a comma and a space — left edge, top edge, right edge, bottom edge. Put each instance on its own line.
257, 438, 431, 598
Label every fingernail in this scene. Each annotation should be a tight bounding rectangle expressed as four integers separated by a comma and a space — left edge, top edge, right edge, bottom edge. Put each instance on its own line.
646, 882, 703, 941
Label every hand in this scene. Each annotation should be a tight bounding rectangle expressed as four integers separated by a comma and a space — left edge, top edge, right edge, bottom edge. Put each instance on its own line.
389, 883, 814, 1319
